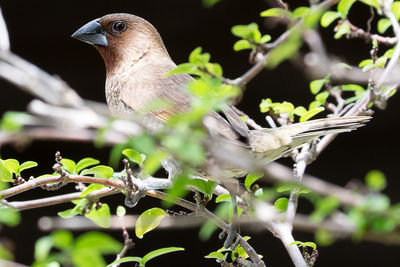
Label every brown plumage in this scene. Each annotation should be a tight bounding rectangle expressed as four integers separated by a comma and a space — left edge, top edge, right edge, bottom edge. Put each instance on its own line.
72, 13, 369, 179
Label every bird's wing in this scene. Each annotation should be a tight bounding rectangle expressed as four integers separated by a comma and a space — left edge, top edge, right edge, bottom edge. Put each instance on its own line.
121, 68, 242, 140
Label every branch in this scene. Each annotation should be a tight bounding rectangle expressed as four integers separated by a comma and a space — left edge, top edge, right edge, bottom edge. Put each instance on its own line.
0, 7, 10, 51
376, 2, 400, 88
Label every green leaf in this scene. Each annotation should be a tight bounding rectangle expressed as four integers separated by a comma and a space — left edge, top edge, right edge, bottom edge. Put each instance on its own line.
58, 208, 81, 218
359, 0, 380, 9
51, 230, 74, 250
315, 229, 334, 246
311, 196, 340, 223
0, 111, 27, 132
116, 205, 126, 217
61, 158, 76, 174
215, 194, 232, 203
365, 170, 386, 191
303, 242, 317, 250
274, 197, 289, 211
0, 245, 14, 261
308, 100, 322, 110
0, 160, 13, 182
72, 249, 105, 267
293, 106, 307, 117
244, 173, 263, 191
4, 159, 19, 175
58, 199, 87, 218
206, 63, 223, 77
267, 32, 302, 69
337, 0, 356, 18
143, 151, 166, 175
231, 23, 260, 41
334, 22, 351, 39
289, 241, 303, 247
320, 11, 341, 27
0, 207, 20, 226
260, 8, 290, 18
19, 161, 38, 173
315, 91, 330, 104
34, 236, 53, 261
335, 62, 352, 69
293, 7, 310, 18
392, 1, 400, 20
384, 48, 395, 59
81, 165, 114, 179
80, 184, 105, 197
122, 148, 145, 167
85, 203, 111, 228
74, 231, 122, 254
375, 56, 388, 68
166, 63, 197, 76
189, 47, 210, 65
341, 84, 365, 92
359, 59, 373, 67
205, 251, 225, 260
135, 208, 168, 239
274, 101, 295, 114
377, 18, 391, 34
199, 220, 219, 241
202, 0, 222, 8
75, 158, 100, 174
106, 257, 142, 267
260, 34, 271, 43
299, 107, 325, 122
187, 179, 217, 197
233, 40, 253, 51
371, 216, 396, 232
310, 79, 325, 94
129, 134, 156, 154
142, 247, 184, 265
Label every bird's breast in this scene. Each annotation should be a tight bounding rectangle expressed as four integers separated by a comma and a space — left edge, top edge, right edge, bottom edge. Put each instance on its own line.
105, 76, 132, 115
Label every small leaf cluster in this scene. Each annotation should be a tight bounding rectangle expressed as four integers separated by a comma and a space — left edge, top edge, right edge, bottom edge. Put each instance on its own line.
359, 47, 393, 72
231, 23, 271, 51
58, 198, 111, 228
259, 98, 325, 122
0, 158, 37, 182
289, 240, 317, 251
54, 157, 116, 227
320, 0, 400, 40
61, 157, 113, 179
310, 75, 367, 105
273, 184, 311, 211
205, 236, 261, 264
32, 231, 122, 267
166, 47, 223, 78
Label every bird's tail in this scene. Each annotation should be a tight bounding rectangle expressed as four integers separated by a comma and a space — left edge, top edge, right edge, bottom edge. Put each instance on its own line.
249, 116, 370, 163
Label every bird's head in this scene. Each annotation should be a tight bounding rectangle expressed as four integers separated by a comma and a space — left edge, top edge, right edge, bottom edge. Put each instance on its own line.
72, 13, 168, 74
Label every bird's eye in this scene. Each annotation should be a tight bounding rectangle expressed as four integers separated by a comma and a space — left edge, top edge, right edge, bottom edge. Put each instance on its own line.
112, 21, 127, 33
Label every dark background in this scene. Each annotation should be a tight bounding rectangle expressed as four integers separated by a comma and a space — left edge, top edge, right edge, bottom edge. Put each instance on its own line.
0, 0, 399, 266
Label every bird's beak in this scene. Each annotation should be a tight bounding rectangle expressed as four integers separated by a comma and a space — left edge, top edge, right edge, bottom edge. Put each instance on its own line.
71, 19, 108, 47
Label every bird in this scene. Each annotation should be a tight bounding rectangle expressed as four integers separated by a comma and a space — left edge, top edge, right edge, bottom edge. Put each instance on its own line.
71, 13, 368, 180
72, 13, 369, 249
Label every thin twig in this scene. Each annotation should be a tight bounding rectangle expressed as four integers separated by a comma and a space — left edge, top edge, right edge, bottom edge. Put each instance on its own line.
346, 19, 397, 45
